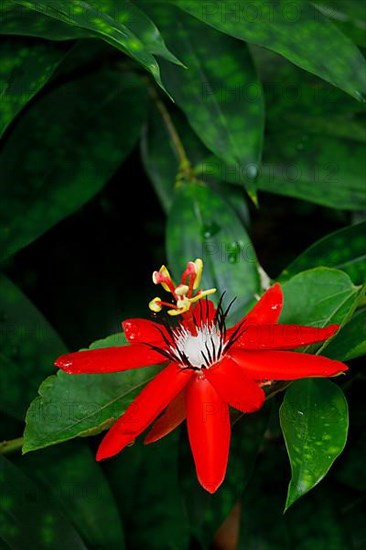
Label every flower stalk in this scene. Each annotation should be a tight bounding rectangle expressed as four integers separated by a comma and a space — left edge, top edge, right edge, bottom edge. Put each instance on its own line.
0, 436, 24, 455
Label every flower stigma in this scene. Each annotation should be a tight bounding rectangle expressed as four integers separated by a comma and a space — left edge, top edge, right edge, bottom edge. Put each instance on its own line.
149, 258, 216, 316
147, 260, 244, 371
171, 322, 223, 370
147, 259, 234, 370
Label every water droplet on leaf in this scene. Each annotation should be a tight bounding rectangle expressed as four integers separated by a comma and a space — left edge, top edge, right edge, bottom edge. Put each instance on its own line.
227, 242, 241, 264
247, 164, 258, 179
202, 223, 221, 239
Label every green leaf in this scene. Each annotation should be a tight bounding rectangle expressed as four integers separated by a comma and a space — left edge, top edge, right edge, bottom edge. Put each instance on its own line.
23, 333, 163, 452
315, 0, 366, 47
166, 182, 260, 323
0, 38, 67, 137
13, 0, 182, 92
0, 455, 86, 548
280, 221, 366, 284
169, 0, 366, 101
279, 268, 361, 328
197, 131, 366, 211
324, 308, 366, 361
141, 104, 252, 225
251, 46, 366, 144
279, 269, 362, 357
280, 378, 348, 510
16, 442, 126, 549
252, 45, 365, 121
115, 1, 183, 66
1, 1, 91, 40
104, 435, 189, 550
180, 407, 269, 549
257, 133, 366, 210
0, 69, 147, 261
0, 274, 66, 420
141, 3, 264, 197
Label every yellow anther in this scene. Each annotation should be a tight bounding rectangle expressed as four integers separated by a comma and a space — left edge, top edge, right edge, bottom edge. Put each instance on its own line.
192, 258, 203, 290
168, 307, 189, 316
189, 288, 217, 304
149, 259, 216, 317
149, 297, 163, 312
152, 265, 174, 293
175, 284, 189, 296
177, 296, 191, 310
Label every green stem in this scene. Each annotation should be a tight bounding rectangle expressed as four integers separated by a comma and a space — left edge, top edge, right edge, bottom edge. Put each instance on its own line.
145, 79, 195, 183
0, 436, 24, 455
356, 295, 366, 309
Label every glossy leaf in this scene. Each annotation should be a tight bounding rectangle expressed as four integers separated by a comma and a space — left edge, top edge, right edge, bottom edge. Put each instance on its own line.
23, 333, 163, 452
0, 69, 147, 261
142, 3, 264, 196
0, 455, 86, 549
280, 378, 348, 510
251, 44, 366, 146
0, 274, 66, 420
104, 435, 189, 550
316, 0, 366, 47
13, 0, 182, 91
197, 130, 366, 211
280, 221, 366, 284
279, 269, 362, 357
16, 442, 126, 549
252, 45, 366, 121
169, 0, 366, 101
166, 182, 260, 323
0, 39, 66, 137
0, 0, 91, 40
324, 308, 366, 361
180, 407, 269, 548
265, 104, 366, 143
252, 45, 366, 150
256, 133, 366, 211
279, 268, 361, 328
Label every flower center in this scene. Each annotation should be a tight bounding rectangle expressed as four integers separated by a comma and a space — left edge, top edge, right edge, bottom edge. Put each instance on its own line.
149, 258, 216, 316
171, 322, 224, 370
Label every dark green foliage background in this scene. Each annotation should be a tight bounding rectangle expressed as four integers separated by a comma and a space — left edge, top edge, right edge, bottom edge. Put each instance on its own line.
0, 1, 365, 548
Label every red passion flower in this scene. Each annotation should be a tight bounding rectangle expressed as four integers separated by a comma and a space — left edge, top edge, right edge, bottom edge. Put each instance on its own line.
55, 259, 347, 493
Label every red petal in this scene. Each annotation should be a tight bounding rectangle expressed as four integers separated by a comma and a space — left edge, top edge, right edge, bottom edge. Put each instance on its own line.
230, 349, 348, 380
55, 344, 166, 374
205, 357, 265, 413
122, 318, 170, 346
144, 391, 186, 444
96, 363, 193, 460
227, 283, 283, 339
185, 375, 230, 493
192, 300, 216, 325
235, 324, 339, 350
245, 283, 283, 324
